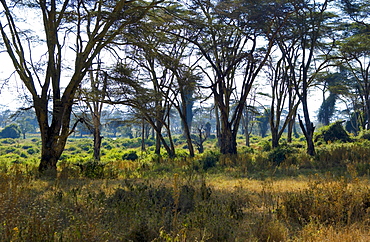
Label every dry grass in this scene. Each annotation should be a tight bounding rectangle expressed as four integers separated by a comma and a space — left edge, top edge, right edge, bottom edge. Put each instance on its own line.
0, 163, 369, 241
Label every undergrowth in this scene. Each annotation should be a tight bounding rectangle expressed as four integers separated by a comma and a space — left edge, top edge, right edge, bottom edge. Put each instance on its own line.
1, 136, 370, 241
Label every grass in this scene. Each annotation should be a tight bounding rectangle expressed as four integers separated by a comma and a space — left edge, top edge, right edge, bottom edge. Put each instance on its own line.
1, 136, 370, 241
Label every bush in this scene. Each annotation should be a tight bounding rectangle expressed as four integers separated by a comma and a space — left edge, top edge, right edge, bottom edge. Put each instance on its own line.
260, 140, 271, 152
75, 160, 105, 179
1, 138, 16, 144
198, 151, 220, 170
359, 129, 370, 140
268, 145, 294, 165
0, 124, 21, 139
122, 150, 139, 161
27, 147, 38, 155
315, 121, 351, 143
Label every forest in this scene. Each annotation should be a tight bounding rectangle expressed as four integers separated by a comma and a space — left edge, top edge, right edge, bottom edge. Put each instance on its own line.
1, 0, 370, 241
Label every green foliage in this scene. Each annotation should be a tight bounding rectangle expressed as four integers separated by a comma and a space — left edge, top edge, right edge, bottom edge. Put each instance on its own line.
121, 138, 142, 148
268, 145, 294, 165
26, 147, 38, 155
122, 150, 139, 161
1, 138, 16, 144
315, 121, 351, 143
260, 139, 272, 152
197, 151, 220, 170
74, 160, 105, 179
359, 129, 370, 140
314, 141, 370, 169
0, 124, 21, 139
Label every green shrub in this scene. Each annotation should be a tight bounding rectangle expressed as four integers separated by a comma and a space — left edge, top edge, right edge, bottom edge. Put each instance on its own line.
359, 129, 370, 140
27, 147, 38, 155
1, 138, 16, 144
5, 147, 16, 154
238, 146, 254, 154
77, 140, 92, 151
315, 121, 351, 143
268, 145, 294, 165
121, 138, 141, 148
260, 140, 271, 152
75, 160, 105, 179
0, 124, 21, 139
198, 151, 220, 170
102, 140, 113, 150
67, 146, 77, 151
122, 150, 139, 161
20, 152, 28, 158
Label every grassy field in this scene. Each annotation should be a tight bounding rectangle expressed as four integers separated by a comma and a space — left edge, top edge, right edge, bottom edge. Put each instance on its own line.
1, 136, 370, 241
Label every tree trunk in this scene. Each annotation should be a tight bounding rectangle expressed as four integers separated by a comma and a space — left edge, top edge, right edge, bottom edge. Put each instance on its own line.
35, 97, 71, 176
183, 122, 195, 157
220, 132, 237, 154
271, 127, 279, 148
38, 128, 66, 176
93, 128, 102, 161
215, 104, 221, 147
141, 118, 146, 151
155, 122, 162, 155
366, 95, 370, 130
287, 118, 294, 143
219, 121, 237, 155
298, 114, 315, 156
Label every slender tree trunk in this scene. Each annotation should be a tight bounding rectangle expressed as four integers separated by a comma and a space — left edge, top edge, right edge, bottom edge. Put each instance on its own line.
141, 118, 146, 151
287, 118, 294, 143
298, 113, 315, 156
183, 122, 195, 157
366, 95, 370, 130
215, 104, 221, 147
155, 120, 162, 155
271, 127, 279, 148
93, 129, 102, 161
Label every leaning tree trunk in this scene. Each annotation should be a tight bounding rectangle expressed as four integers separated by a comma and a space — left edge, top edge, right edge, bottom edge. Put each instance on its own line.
298, 114, 315, 156
183, 122, 195, 157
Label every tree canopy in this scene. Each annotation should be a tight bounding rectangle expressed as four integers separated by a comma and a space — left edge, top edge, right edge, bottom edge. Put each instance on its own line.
0, 0, 368, 174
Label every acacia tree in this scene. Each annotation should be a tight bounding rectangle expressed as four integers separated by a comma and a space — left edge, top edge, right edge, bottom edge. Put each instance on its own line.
276, 0, 336, 155
111, 3, 199, 157
122, 30, 177, 157
0, 0, 163, 174
339, 34, 370, 129
77, 59, 108, 161
107, 62, 177, 157
265, 54, 300, 148
177, 0, 293, 155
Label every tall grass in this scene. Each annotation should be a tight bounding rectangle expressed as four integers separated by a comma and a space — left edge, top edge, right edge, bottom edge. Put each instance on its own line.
1, 137, 370, 241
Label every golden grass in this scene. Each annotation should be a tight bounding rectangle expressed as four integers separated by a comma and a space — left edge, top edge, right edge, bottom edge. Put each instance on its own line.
1, 162, 370, 241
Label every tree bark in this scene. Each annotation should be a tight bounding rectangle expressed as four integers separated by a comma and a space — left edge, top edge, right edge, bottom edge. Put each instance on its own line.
93, 127, 102, 161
